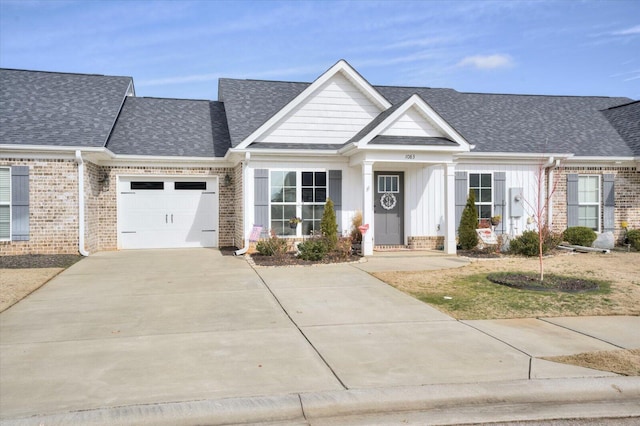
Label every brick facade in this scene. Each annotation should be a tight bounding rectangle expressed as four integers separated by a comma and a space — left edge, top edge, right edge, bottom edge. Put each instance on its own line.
1, 159, 239, 254
551, 166, 640, 242
1, 159, 79, 255
407, 236, 445, 250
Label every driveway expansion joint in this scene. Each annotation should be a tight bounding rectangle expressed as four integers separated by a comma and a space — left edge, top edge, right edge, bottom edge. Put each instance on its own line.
538, 317, 628, 350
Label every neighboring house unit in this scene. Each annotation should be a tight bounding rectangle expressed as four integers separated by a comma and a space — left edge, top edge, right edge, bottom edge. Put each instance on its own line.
1, 60, 638, 256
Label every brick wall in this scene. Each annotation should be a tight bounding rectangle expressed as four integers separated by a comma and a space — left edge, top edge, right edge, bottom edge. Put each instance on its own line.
407, 236, 444, 250
552, 166, 640, 242
0, 159, 80, 255
1, 159, 239, 254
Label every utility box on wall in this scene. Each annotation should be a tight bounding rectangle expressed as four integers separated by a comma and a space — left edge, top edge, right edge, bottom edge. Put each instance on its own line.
509, 187, 524, 217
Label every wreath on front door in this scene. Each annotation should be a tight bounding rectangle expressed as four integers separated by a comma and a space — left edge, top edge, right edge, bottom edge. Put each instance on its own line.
380, 192, 397, 210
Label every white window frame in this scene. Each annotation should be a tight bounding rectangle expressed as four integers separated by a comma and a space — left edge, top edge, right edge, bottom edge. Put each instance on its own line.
0, 167, 11, 241
269, 169, 328, 237
578, 175, 600, 231
469, 172, 493, 221
377, 175, 400, 193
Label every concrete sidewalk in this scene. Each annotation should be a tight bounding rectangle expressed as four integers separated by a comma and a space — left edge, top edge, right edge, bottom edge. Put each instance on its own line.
1, 249, 638, 425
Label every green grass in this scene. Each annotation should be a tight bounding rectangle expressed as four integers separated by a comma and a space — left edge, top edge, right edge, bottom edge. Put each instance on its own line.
411, 273, 612, 320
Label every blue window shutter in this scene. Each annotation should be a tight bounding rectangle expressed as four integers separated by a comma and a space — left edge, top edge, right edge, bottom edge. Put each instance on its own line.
603, 174, 615, 233
566, 174, 579, 228
493, 172, 506, 234
254, 169, 269, 229
455, 171, 468, 232
328, 170, 342, 231
11, 166, 30, 241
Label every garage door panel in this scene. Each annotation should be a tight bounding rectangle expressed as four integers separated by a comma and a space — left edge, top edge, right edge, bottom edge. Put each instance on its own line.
118, 178, 218, 249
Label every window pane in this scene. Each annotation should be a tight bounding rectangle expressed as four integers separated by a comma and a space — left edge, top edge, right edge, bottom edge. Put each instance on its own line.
302, 221, 314, 235
314, 205, 325, 218
481, 174, 491, 187
391, 176, 398, 192
271, 205, 283, 220
0, 169, 9, 204
579, 206, 598, 230
579, 176, 599, 203
479, 205, 492, 219
283, 205, 296, 218
315, 172, 326, 187
271, 171, 283, 187
481, 189, 492, 202
270, 188, 283, 203
175, 182, 206, 190
284, 172, 296, 186
473, 189, 480, 201
315, 188, 326, 202
131, 181, 164, 190
302, 172, 313, 187
0, 205, 9, 239
302, 204, 314, 219
302, 188, 313, 202
469, 174, 479, 188
284, 188, 296, 202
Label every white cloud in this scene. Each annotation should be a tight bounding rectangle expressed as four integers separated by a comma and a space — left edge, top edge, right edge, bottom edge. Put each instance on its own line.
611, 25, 640, 36
457, 54, 514, 70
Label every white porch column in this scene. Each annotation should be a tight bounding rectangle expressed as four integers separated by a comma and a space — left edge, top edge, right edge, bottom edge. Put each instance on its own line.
443, 162, 457, 254
362, 161, 374, 256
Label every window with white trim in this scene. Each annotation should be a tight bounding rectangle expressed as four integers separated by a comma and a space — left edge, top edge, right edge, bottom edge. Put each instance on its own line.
377, 175, 399, 193
270, 170, 327, 236
469, 173, 492, 220
578, 175, 600, 230
0, 167, 10, 240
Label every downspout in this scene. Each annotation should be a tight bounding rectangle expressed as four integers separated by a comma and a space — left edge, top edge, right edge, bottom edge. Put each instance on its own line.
75, 150, 89, 256
545, 157, 560, 229
234, 152, 251, 256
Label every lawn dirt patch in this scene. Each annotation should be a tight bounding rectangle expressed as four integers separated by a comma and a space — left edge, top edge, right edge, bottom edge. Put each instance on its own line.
0, 254, 83, 312
374, 251, 640, 320
543, 348, 640, 376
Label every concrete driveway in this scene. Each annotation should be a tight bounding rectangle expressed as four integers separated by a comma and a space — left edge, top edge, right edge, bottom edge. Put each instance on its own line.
1, 249, 638, 424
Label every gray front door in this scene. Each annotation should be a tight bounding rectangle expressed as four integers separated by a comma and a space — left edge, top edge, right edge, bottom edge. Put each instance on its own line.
374, 172, 404, 245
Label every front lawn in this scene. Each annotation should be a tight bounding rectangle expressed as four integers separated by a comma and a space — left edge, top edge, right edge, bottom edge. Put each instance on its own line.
374, 251, 640, 320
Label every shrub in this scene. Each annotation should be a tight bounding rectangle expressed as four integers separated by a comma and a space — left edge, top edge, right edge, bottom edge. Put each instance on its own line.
350, 210, 363, 243
334, 237, 353, 260
509, 230, 557, 257
255, 235, 287, 257
297, 238, 328, 261
627, 229, 640, 251
563, 226, 597, 247
321, 198, 338, 251
458, 190, 479, 250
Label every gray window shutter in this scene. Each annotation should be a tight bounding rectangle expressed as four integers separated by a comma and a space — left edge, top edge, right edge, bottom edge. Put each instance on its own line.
603, 174, 615, 233
328, 170, 342, 231
254, 169, 269, 230
493, 172, 506, 234
11, 166, 30, 241
566, 174, 579, 228
455, 171, 468, 232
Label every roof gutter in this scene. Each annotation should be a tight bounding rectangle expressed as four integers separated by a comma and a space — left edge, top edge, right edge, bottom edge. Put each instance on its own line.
235, 152, 251, 256
75, 150, 89, 257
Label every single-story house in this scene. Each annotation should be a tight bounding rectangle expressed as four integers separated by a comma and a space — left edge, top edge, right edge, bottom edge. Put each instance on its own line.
1, 60, 638, 256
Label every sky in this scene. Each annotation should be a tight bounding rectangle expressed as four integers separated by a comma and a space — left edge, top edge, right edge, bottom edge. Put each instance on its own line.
1, 0, 639, 101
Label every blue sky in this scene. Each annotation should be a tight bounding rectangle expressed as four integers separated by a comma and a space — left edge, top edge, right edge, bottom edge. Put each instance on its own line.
1, 0, 638, 100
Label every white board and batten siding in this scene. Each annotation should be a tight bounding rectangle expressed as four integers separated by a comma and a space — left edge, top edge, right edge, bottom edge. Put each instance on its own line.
381, 107, 444, 138
117, 176, 219, 249
257, 73, 382, 145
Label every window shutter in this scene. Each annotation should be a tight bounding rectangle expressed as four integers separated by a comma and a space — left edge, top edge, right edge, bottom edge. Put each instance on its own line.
603, 174, 615, 233
493, 172, 506, 234
254, 169, 269, 230
11, 166, 30, 241
328, 170, 342, 231
566, 174, 579, 228
455, 171, 468, 233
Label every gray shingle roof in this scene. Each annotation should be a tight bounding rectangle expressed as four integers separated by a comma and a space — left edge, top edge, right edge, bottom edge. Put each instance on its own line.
602, 101, 640, 156
219, 78, 635, 157
0, 68, 132, 147
106, 97, 230, 157
219, 78, 309, 148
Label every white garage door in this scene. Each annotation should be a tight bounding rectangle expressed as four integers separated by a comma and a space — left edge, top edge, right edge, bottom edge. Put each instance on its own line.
118, 177, 218, 249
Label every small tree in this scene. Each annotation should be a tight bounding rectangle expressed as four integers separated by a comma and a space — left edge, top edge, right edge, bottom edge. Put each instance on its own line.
458, 190, 479, 250
321, 197, 338, 251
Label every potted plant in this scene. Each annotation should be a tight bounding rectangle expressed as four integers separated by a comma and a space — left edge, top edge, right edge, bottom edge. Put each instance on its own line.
289, 217, 302, 229
491, 215, 501, 226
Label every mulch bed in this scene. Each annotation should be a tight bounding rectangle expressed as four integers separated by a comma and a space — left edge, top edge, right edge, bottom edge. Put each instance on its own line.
250, 252, 361, 267
487, 272, 601, 293
0, 254, 83, 269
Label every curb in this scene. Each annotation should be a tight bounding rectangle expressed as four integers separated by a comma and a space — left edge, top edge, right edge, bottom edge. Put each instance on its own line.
3, 377, 639, 425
